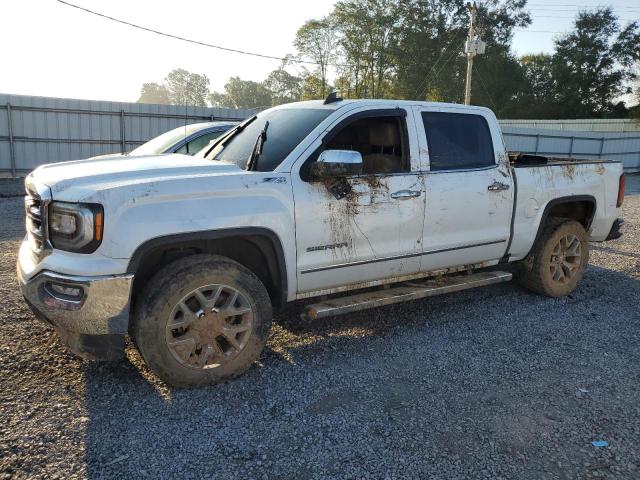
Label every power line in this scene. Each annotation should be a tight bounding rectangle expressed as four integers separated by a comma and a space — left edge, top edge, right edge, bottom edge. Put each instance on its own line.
515, 29, 569, 33
475, 70, 499, 113
532, 14, 639, 19
55, 0, 630, 73
412, 30, 464, 99
528, 8, 640, 12
526, 3, 640, 8
55, 0, 347, 67
526, 7, 640, 13
419, 39, 463, 100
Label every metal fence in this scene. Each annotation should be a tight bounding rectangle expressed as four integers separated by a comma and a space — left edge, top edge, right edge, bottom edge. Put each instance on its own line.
0, 93, 253, 177
500, 118, 640, 133
2, 93, 639, 176
501, 126, 640, 173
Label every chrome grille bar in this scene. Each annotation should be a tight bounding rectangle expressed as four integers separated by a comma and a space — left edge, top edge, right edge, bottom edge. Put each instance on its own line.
25, 191, 44, 251
24, 179, 51, 257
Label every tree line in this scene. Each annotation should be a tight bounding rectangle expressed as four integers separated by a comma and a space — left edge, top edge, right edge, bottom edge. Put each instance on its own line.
138, 0, 640, 119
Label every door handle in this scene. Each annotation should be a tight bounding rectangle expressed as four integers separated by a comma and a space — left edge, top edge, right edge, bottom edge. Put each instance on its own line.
487, 181, 510, 192
390, 189, 422, 200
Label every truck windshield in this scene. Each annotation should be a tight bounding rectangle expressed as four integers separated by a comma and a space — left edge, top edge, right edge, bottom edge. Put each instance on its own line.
204, 108, 332, 171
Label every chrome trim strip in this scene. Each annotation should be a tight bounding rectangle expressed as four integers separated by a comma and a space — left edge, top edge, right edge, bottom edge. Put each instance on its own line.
300, 239, 506, 274
423, 164, 498, 174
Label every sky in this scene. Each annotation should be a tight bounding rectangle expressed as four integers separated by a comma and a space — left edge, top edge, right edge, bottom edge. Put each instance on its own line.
0, 0, 638, 103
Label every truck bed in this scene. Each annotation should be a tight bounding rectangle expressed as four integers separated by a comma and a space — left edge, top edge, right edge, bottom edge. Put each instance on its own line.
507, 152, 623, 262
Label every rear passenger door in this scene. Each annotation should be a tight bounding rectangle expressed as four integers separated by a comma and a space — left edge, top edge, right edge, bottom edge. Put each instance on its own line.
415, 107, 514, 271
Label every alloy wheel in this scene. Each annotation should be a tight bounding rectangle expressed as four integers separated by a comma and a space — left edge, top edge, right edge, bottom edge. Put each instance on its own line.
165, 284, 254, 369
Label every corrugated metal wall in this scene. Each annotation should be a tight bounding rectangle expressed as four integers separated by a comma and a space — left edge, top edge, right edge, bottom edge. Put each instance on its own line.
501, 127, 640, 172
0, 93, 253, 176
499, 118, 640, 132
2, 93, 639, 176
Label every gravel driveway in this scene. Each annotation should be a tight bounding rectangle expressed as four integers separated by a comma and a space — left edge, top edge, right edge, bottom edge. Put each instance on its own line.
1, 190, 639, 480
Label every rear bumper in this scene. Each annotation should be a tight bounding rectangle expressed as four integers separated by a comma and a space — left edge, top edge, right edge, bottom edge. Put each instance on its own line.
17, 263, 133, 360
605, 218, 624, 241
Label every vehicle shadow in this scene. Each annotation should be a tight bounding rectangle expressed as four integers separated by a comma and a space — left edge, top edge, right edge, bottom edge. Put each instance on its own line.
82, 264, 639, 479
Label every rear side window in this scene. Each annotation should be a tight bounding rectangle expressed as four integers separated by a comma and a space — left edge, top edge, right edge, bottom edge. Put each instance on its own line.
421, 112, 495, 171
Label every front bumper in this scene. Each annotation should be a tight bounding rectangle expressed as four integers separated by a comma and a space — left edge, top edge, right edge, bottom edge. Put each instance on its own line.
17, 263, 133, 360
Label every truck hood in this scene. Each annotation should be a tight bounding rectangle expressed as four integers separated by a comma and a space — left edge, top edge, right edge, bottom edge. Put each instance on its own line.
29, 154, 242, 200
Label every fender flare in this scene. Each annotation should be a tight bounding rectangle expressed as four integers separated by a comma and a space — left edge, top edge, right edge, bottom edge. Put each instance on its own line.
126, 227, 288, 305
527, 194, 597, 257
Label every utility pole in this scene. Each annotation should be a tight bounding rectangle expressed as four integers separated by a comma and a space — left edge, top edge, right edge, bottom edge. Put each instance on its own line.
464, 2, 486, 105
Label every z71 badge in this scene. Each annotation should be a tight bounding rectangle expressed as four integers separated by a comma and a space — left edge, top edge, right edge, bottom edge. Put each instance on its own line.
306, 242, 349, 252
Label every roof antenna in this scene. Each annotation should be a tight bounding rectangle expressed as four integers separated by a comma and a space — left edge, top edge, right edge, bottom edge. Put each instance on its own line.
323, 91, 342, 105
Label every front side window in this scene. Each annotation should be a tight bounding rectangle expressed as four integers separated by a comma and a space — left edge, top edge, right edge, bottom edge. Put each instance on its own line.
421, 112, 495, 171
324, 115, 408, 174
205, 108, 332, 171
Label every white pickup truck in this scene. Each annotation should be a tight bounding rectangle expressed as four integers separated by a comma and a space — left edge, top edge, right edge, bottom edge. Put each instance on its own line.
17, 96, 625, 387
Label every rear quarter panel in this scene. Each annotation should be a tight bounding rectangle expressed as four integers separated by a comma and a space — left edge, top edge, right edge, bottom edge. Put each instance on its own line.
509, 161, 623, 260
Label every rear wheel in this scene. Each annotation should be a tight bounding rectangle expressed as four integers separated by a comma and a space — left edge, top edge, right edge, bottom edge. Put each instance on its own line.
133, 254, 272, 387
516, 218, 589, 297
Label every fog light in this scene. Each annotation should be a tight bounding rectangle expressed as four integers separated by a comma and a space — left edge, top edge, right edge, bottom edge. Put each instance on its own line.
47, 282, 83, 299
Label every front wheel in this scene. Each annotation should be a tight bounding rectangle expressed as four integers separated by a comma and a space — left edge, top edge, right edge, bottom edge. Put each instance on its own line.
516, 218, 589, 297
132, 254, 272, 387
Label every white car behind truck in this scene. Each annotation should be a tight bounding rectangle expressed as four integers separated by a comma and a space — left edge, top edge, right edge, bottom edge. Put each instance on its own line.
17, 96, 626, 387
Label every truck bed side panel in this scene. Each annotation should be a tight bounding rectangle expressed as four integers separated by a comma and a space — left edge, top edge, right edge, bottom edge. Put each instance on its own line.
509, 161, 623, 261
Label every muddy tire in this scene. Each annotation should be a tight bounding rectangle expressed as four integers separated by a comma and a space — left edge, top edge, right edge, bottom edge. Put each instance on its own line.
132, 254, 272, 387
516, 218, 589, 297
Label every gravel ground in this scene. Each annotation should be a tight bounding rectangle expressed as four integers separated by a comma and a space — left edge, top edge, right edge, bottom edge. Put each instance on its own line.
1, 191, 639, 480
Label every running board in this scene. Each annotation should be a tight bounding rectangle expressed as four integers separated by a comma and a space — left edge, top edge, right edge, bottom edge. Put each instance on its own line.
303, 271, 512, 320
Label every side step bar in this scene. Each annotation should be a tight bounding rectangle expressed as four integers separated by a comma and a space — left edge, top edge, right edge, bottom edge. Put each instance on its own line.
303, 271, 512, 320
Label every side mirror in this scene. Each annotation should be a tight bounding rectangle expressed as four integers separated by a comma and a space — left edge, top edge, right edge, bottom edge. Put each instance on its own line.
310, 150, 363, 179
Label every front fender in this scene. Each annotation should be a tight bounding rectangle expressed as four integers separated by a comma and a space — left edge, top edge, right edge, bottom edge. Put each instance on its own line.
81, 172, 298, 300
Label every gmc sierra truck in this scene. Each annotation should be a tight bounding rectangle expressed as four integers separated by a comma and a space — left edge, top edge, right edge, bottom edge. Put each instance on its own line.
17, 96, 625, 387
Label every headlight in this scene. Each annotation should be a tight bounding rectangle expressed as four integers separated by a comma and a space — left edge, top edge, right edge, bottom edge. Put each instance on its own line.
48, 202, 103, 253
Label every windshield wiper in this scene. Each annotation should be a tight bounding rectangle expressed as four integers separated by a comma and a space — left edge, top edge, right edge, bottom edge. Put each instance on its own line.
204, 115, 257, 158
246, 121, 269, 171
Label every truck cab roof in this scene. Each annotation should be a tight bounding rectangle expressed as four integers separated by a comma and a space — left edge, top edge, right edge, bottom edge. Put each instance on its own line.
274, 98, 494, 115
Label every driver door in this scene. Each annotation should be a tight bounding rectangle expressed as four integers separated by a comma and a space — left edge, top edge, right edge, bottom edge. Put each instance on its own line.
291, 107, 426, 295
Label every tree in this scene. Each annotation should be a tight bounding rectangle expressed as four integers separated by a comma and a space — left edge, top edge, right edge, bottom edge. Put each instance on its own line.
138, 82, 171, 104
515, 54, 557, 118
209, 77, 272, 109
305, 0, 530, 104
331, 0, 400, 99
551, 8, 640, 118
137, 69, 211, 106
471, 48, 526, 117
391, 0, 468, 101
300, 73, 331, 100
165, 68, 210, 107
467, 0, 531, 113
263, 68, 303, 105
294, 18, 339, 98
398, 0, 529, 107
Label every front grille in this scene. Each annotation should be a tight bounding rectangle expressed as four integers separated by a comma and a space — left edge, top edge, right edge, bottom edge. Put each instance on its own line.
25, 188, 45, 252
